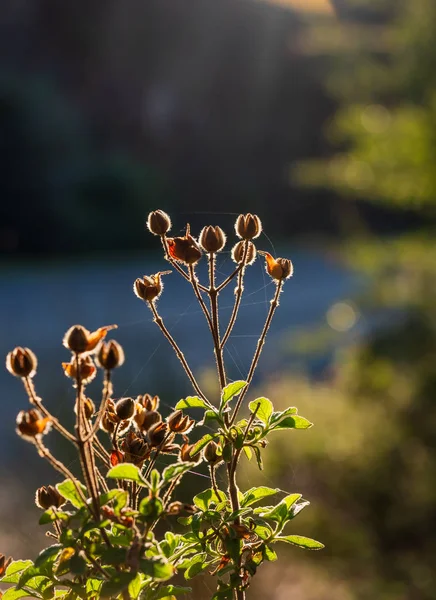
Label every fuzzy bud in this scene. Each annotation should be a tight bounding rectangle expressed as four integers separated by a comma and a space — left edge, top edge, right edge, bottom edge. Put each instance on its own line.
147, 210, 172, 236
231, 241, 257, 265
167, 410, 195, 434
35, 485, 66, 510
96, 340, 125, 370
199, 226, 226, 253
167, 224, 202, 265
115, 397, 135, 420
136, 394, 160, 412
122, 431, 151, 466
133, 271, 171, 303
180, 442, 200, 463
235, 214, 262, 240
16, 409, 51, 439
74, 397, 95, 420
62, 355, 97, 384
6, 347, 37, 378
259, 252, 293, 281
135, 408, 162, 431
63, 324, 117, 354
204, 440, 222, 465
147, 422, 173, 447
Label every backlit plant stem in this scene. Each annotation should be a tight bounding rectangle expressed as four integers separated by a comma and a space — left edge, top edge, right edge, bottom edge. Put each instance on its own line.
220, 241, 249, 349
148, 300, 208, 402
82, 370, 112, 443
207, 254, 227, 392
230, 280, 284, 425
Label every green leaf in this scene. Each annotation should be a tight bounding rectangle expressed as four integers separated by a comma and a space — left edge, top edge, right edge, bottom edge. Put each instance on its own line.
162, 462, 194, 483
289, 500, 310, 519
155, 586, 193, 599
1, 588, 37, 600
107, 463, 148, 486
249, 397, 273, 424
101, 572, 137, 597
273, 535, 324, 550
193, 488, 222, 511
269, 407, 298, 426
128, 573, 144, 599
263, 545, 278, 562
85, 579, 103, 596
39, 509, 70, 525
175, 396, 212, 410
139, 559, 174, 581
98, 488, 127, 506
252, 445, 263, 470
34, 546, 62, 572
190, 433, 218, 457
243, 446, 252, 461
1, 561, 33, 584
183, 554, 208, 580
138, 496, 164, 521
270, 415, 313, 430
221, 381, 247, 407
260, 501, 289, 523
241, 486, 280, 507
282, 493, 302, 511
56, 480, 87, 509
197, 410, 221, 427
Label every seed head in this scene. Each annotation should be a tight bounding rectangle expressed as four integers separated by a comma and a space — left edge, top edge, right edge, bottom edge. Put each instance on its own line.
204, 440, 222, 465
63, 324, 117, 354
167, 410, 195, 434
122, 431, 151, 466
147, 421, 173, 447
180, 442, 200, 463
235, 214, 262, 240
199, 226, 226, 253
16, 408, 51, 440
62, 355, 97, 385
133, 271, 171, 303
147, 210, 172, 236
74, 397, 95, 420
166, 224, 202, 265
134, 407, 162, 431
35, 485, 66, 510
96, 340, 125, 370
136, 394, 160, 412
259, 251, 293, 281
6, 347, 38, 378
231, 241, 257, 265
115, 397, 135, 420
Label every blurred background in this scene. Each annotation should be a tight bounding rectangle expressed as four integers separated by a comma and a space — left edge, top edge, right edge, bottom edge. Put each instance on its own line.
1, 0, 436, 598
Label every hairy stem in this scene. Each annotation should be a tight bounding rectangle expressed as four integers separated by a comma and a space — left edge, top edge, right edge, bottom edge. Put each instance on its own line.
188, 264, 215, 335
24, 377, 77, 444
209, 465, 224, 502
207, 255, 227, 392
148, 300, 208, 401
82, 370, 112, 443
230, 281, 284, 425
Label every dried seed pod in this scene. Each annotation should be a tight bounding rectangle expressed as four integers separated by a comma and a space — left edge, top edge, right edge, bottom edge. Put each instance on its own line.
180, 442, 200, 463
259, 251, 293, 281
16, 409, 51, 439
35, 485, 65, 510
147, 421, 173, 447
167, 410, 195, 434
199, 225, 226, 253
231, 241, 257, 265
166, 224, 202, 265
115, 397, 135, 420
6, 347, 37, 378
122, 431, 151, 466
134, 407, 162, 431
235, 214, 262, 240
204, 440, 222, 465
101, 412, 115, 433
136, 394, 160, 412
62, 355, 97, 385
63, 324, 117, 354
133, 271, 171, 303
96, 340, 125, 370
147, 210, 172, 236
74, 397, 95, 420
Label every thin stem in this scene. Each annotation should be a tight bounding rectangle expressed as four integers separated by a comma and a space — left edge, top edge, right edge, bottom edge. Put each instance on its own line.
207, 255, 226, 392
209, 465, 224, 502
34, 438, 89, 508
75, 354, 101, 520
93, 436, 111, 467
148, 300, 208, 402
221, 241, 249, 349
230, 281, 284, 425
142, 432, 172, 481
161, 235, 208, 292
82, 370, 112, 443
216, 262, 244, 293
188, 264, 214, 335
23, 378, 77, 445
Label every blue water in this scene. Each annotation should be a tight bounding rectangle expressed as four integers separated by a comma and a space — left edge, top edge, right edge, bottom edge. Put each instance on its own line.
0, 247, 363, 458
